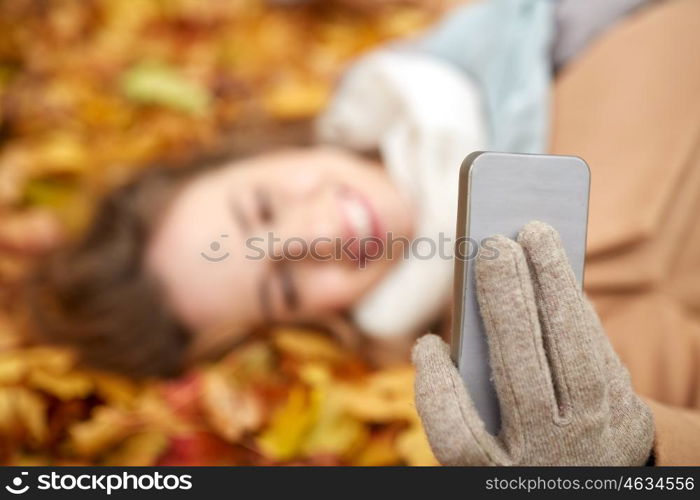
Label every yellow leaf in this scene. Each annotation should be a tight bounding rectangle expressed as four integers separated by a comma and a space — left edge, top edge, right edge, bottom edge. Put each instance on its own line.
22, 179, 91, 234
262, 78, 330, 120
121, 61, 211, 116
302, 406, 366, 459
17, 389, 48, 443
365, 366, 416, 400
351, 429, 402, 467
21, 346, 76, 374
0, 387, 48, 444
103, 430, 169, 466
256, 385, 318, 461
299, 364, 367, 458
28, 369, 93, 401
340, 366, 417, 422
0, 353, 26, 385
134, 389, 190, 435
67, 407, 135, 458
396, 424, 438, 466
217, 341, 275, 383
273, 329, 345, 364
6, 454, 52, 467
31, 133, 88, 175
91, 372, 140, 408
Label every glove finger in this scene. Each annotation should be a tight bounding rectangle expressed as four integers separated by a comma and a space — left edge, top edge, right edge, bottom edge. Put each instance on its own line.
517, 221, 606, 415
475, 235, 557, 436
412, 334, 507, 465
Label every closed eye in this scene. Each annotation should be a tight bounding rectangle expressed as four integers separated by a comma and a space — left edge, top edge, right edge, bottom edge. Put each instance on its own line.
258, 263, 299, 321
231, 198, 251, 232
278, 263, 298, 311
256, 188, 274, 224
230, 188, 273, 231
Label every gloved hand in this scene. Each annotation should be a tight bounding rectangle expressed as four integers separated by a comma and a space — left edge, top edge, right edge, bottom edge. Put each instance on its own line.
412, 221, 654, 465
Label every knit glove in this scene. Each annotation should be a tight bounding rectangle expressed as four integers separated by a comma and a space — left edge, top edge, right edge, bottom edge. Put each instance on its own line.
412, 221, 654, 465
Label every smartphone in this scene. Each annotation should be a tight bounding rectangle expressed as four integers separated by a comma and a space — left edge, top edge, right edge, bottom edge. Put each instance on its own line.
451, 152, 590, 435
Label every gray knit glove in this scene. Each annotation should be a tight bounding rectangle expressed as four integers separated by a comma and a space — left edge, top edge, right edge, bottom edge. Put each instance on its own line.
413, 222, 654, 466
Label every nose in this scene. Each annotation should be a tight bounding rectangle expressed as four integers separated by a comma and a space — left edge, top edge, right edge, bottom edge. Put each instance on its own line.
268, 188, 344, 262
270, 216, 340, 262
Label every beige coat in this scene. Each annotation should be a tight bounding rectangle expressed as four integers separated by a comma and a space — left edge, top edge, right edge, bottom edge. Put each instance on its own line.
551, 0, 700, 465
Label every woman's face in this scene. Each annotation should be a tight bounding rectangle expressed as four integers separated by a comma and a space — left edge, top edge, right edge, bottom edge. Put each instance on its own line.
146, 147, 414, 356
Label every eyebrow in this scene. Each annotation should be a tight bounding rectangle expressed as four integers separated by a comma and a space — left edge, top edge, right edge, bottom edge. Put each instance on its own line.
231, 188, 272, 234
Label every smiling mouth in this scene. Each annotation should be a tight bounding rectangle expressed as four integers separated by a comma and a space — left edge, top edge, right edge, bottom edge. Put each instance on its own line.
338, 186, 384, 262
201, 252, 230, 262
339, 187, 382, 238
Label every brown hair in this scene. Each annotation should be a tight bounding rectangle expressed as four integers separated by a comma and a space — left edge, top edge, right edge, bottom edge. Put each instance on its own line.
26, 122, 313, 378
26, 166, 200, 378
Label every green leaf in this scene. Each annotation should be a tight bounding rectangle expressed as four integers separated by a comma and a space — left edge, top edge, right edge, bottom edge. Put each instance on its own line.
23, 178, 89, 233
120, 61, 211, 115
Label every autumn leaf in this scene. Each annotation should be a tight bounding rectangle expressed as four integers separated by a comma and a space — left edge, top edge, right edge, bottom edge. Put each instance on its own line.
22, 180, 91, 234
200, 369, 263, 442
0, 352, 25, 385
134, 389, 191, 436
66, 407, 135, 458
273, 329, 345, 364
18, 346, 77, 375
215, 341, 276, 384
158, 373, 203, 422
6, 454, 54, 467
256, 385, 319, 461
121, 61, 211, 116
91, 372, 141, 409
29, 133, 89, 176
0, 387, 48, 445
396, 424, 438, 466
351, 427, 402, 466
27, 369, 93, 401
0, 148, 31, 206
298, 364, 367, 459
339, 366, 418, 422
262, 77, 331, 120
157, 431, 250, 466
103, 430, 169, 466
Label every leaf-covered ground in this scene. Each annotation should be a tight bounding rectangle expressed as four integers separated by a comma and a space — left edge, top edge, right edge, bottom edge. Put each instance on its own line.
0, 328, 435, 465
0, 0, 443, 465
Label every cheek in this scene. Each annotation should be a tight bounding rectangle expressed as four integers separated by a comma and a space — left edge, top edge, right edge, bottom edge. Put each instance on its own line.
292, 261, 391, 315
278, 167, 328, 199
